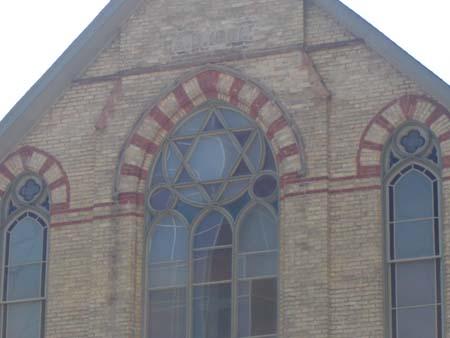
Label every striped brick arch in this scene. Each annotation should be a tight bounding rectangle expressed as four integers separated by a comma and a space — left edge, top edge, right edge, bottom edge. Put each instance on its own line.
115, 66, 305, 205
357, 95, 450, 177
0, 146, 70, 212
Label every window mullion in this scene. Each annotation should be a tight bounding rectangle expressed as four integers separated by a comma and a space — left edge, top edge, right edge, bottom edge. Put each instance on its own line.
187, 225, 193, 338
232, 223, 238, 338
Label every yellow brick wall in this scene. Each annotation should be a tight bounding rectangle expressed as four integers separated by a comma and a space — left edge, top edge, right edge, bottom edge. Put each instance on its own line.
1, 0, 447, 337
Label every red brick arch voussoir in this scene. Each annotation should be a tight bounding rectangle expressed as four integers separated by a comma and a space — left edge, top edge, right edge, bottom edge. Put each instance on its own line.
115, 66, 306, 206
357, 95, 450, 177
0, 146, 70, 213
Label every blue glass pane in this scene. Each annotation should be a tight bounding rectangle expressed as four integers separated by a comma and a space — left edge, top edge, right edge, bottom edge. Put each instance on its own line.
219, 108, 253, 129
166, 144, 182, 181
397, 306, 436, 338
389, 151, 399, 168
246, 135, 262, 170
194, 212, 231, 248
396, 260, 436, 307
216, 222, 232, 246
174, 139, 193, 156
238, 296, 250, 337
176, 168, 193, 184
394, 220, 434, 259
188, 135, 239, 181
428, 146, 438, 164
174, 200, 201, 223
238, 251, 277, 278
175, 111, 208, 136
177, 186, 208, 204
224, 192, 250, 220
250, 278, 277, 336
18, 179, 41, 202
204, 113, 224, 131
151, 156, 166, 185
221, 180, 249, 202
7, 264, 42, 301
233, 160, 251, 176
203, 183, 223, 200
149, 262, 187, 288
193, 284, 231, 338
150, 216, 187, 262
400, 130, 426, 154
238, 280, 250, 296
263, 141, 276, 171
40, 196, 50, 211
148, 288, 186, 338
193, 248, 232, 283
233, 130, 252, 147
239, 205, 277, 252
395, 170, 433, 221
8, 200, 17, 216
253, 175, 277, 198
272, 200, 279, 212
9, 217, 44, 265
6, 302, 42, 338
150, 227, 174, 262
149, 188, 175, 211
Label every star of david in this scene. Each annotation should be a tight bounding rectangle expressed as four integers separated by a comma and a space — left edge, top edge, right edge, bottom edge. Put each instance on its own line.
165, 109, 262, 203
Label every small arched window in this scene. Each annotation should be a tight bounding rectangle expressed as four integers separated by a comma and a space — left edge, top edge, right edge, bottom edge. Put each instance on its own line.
1, 174, 50, 338
144, 104, 279, 338
384, 124, 443, 338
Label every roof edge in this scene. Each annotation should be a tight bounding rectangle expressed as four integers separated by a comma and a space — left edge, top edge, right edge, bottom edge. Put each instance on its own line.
0, 0, 143, 162
312, 0, 450, 109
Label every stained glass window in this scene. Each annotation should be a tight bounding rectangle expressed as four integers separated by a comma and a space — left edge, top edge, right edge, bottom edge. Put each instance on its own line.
1, 175, 49, 338
385, 126, 442, 338
145, 105, 279, 338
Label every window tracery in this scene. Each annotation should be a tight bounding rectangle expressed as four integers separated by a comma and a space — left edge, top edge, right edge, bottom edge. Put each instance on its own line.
1, 174, 50, 338
384, 123, 443, 338
145, 104, 279, 338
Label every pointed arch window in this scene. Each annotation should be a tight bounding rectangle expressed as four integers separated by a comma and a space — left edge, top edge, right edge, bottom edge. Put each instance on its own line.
384, 124, 443, 338
1, 174, 50, 338
145, 104, 279, 338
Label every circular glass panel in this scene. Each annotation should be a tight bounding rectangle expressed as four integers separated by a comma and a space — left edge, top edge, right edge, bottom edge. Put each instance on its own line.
149, 187, 175, 211
253, 174, 277, 199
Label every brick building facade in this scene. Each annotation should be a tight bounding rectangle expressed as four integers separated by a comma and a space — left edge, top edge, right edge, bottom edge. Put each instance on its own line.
1, 0, 449, 337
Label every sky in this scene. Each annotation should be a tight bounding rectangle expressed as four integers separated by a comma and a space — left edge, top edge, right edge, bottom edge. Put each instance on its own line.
0, 0, 448, 118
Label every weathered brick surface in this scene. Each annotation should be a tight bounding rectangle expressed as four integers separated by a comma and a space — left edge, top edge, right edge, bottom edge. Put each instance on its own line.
2, 1, 449, 337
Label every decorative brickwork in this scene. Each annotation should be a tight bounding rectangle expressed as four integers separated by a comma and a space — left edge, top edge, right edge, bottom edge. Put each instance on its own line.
0, 146, 70, 213
357, 95, 450, 177
115, 66, 306, 206
2, 1, 449, 337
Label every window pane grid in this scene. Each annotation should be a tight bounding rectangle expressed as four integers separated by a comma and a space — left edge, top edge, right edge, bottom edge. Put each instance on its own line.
1, 297, 46, 305
389, 216, 438, 224
388, 255, 440, 264
1, 210, 48, 338
387, 162, 442, 338
146, 106, 278, 338
392, 303, 441, 310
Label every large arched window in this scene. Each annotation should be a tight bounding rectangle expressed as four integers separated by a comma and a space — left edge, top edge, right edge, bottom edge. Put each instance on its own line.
384, 124, 443, 338
0, 174, 50, 338
144, 104, 279, 338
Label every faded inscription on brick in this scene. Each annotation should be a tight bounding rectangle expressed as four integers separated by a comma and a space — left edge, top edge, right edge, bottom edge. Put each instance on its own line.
172, 24, 254, 54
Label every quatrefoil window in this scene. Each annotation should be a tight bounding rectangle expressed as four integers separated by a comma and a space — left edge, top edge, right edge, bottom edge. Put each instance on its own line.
400, 129, 426, 154
17, 178, 42, 203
